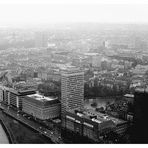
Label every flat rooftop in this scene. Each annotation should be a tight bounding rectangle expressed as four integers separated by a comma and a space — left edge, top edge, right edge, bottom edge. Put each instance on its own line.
27, 94, 55, 101
69, 108, 126, 125
0, 85, 36, 96
84, 109, 126, 125
25, 93, 60, 107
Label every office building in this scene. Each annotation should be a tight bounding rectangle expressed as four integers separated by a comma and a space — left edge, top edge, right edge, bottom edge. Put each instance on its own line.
22, 94, 61, 120
61, 67, 84, 126
63, 109, 127, 141
61, 68, 84, 114
132, 88, 148, 143
0, 85, 36, 110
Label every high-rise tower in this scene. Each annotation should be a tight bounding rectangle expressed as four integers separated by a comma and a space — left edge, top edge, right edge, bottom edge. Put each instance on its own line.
61, 67, 84, 116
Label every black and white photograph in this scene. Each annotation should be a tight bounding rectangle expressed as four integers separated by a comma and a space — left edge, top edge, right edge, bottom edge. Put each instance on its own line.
0, 0, 148, 145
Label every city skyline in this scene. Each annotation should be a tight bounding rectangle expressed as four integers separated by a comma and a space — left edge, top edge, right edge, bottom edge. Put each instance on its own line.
1, 0, 148, 145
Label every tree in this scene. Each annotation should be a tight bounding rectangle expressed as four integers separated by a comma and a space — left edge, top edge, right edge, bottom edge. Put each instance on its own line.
131, 60, 137, 68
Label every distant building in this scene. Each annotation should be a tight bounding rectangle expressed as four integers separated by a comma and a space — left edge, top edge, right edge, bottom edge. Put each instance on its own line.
51, 52, 70, 63
92, 55, 102, 67
47, 71, 61, 81
61, 67, 84, 126
35, 32, 48, 48
22, 93, 60, 120
103, 40, 111, 49
38, 70, 48, 80
130, 65, 148, 75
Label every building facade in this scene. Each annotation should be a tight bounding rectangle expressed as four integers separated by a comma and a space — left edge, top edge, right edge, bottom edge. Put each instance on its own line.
64, 109, 116, 141
61, 68, 84, 114
22, 94, 61, 120
0, 85, 36, 110
132, 88, 148, 143
61, 68, 84, 127
63, 109, 128, 142
61, 68, 84, 115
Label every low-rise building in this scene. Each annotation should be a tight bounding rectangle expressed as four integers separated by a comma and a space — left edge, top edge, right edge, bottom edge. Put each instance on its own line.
22, 93, 61, 120
0, 85, 36, 110
62, 108, 127, 141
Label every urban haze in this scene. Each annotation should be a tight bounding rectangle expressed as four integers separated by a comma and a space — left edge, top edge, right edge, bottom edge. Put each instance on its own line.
0, 1, 148, 144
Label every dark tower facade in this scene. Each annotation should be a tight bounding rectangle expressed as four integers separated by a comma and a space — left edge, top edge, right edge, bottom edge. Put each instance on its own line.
132, 88, 148, 143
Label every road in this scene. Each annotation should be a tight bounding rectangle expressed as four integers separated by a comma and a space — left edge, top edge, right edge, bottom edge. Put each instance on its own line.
0, 104, 63, 144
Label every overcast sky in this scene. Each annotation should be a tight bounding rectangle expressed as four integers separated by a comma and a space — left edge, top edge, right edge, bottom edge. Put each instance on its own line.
0, 0, 148, 26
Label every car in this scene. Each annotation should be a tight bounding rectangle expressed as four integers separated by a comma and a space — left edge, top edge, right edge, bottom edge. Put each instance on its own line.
44, 131, 47, 134
39, 126, 43, 130
27, 116, 31, 119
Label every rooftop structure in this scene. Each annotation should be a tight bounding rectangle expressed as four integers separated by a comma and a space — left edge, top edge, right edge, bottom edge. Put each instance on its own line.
27, 93, 55, 101
124, 94, 134, 98
25, 93, 60, 108
73, 108, 126, 126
